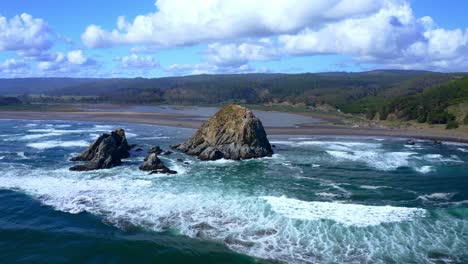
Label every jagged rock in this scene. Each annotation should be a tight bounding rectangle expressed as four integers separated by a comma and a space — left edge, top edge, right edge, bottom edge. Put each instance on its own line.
176, 158, 184, 162
405, 140, 416, 145
135, 147, 144, 152
162, 150, 173, 155
148, 146, 162, 155
70, 128, 131, 171
139, 153, 177, 174
173, 104, 273, 160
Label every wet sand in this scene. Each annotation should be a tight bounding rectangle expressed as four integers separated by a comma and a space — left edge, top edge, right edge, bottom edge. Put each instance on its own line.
1, 110, 467, 143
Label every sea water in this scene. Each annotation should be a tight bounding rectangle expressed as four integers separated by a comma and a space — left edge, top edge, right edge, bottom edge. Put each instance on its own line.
0, 120, 467, 263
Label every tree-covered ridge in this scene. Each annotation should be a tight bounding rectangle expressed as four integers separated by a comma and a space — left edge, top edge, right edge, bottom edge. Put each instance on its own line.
383, 76, 468, 126
1, 70, 467, 126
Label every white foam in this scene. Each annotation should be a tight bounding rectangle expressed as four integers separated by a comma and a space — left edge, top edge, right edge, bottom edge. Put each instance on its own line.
326, 150, 417, 171
17, 152, 28, 159
262, 196, 426, 227
0, 167, 463, 264
417, 193, 454, 201
457, 148, 468, 153
27, 140, 89, 149
0, 156, 4, 160
422, 154, 463, 163
139, 136, 170, 140
125, 132, 137, 138
316, 192, 340, 198
415, 166, 434, 174
19, 132, 62, 140
360, 185, 388, 190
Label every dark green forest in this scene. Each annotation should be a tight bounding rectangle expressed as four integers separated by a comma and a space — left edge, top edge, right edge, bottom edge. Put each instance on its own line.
1, 70, 467, 126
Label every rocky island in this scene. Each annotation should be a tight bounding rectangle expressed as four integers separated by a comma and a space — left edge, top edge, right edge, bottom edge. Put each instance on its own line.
69, 128, 132, 171
173, 104, 273, 160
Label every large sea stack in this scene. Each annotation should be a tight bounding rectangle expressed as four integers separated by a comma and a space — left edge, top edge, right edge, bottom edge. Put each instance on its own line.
69, 128, 131, 171
173, 104, 273, 160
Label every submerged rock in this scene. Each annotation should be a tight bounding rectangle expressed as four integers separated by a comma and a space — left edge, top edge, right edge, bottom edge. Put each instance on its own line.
69, 128, 131, 171
173, 104, 273, 160
406, 139, 416, 145
139, 153, 177, 174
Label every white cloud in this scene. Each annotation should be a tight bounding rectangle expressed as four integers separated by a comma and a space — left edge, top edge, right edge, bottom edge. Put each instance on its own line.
165, 62, 269, 76
82, 0, 385, 48
118, 54, 159, 69
206, 40, 279, 66
67, 50, 89, 65
0, 58, 28, 76
278, 2, 468, 71
38, 50, 97, 74
0, 13, 53, 57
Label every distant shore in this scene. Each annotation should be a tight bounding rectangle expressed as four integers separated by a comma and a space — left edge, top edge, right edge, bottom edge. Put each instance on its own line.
1, 110, 467, 143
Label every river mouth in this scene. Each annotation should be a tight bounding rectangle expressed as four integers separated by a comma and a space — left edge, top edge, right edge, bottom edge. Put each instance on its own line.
0, 120, 467, 263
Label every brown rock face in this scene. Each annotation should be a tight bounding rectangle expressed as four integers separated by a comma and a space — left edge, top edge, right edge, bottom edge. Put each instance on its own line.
69, 128, 131, 171
174, 104, 273, 160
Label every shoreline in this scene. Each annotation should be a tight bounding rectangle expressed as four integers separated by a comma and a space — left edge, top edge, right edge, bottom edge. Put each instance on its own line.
0, 110, 467, 143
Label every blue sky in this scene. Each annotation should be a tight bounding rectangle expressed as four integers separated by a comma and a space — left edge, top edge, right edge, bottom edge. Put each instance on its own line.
0, 0, 467, 77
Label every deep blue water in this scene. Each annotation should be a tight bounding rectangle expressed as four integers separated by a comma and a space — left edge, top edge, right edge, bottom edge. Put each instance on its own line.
0, 119, 467, 263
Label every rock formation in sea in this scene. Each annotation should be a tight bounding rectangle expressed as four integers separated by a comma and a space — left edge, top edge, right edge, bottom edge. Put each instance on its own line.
139, 153, 177, 174
69, 128, 131, 171
173, 104, 273, 160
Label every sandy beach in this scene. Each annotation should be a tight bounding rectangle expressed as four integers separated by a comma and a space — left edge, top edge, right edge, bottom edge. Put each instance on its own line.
0, 108, 467, 143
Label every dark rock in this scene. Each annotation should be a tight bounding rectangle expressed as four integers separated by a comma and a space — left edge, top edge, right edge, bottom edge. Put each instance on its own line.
405, 140, 416, 145
148, 146, 162, 155
173, 104, 273, 160
139, 153, 177, 174
176, 158, 184, 162
162, 150, 173, 155
272, 144, 276, 148
184, 162, 190, 165
135, 147, 144, 152
433, 140, 443, 145
69, 128, 131, 171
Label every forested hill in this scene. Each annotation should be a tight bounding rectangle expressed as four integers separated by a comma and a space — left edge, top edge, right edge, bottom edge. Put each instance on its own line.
1, 70, 467, 126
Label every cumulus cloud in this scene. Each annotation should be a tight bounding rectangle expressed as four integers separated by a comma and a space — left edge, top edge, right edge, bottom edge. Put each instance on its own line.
278, 1, 468, 71
82, 0, 385, 48
165, 62, 269, 76
0, 13, 53, 59
80, 0, 468, 72
117, 54, 159, 69
38, 50, 97, 74
206, 39, 279, 66
0, 58, 28, 76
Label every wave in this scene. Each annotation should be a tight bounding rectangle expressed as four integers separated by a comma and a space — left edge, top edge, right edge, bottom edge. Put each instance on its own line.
417, 193, 455, 202
360, 185, 388, 190
0, 169, 464, 264
19, 132, 62, 140
27, 140, 90, 150
261, 196, 426, 227
326, 150, 417, 171
415, 166, 434, 174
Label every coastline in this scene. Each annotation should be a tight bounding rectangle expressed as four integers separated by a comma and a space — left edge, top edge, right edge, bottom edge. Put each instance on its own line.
0, 110, 467, 143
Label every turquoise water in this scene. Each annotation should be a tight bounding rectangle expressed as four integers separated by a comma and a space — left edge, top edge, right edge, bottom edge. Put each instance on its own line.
0, 120, 467, 263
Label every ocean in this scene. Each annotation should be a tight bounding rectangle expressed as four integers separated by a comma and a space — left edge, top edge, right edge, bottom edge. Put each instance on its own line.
0, 119, 467, 263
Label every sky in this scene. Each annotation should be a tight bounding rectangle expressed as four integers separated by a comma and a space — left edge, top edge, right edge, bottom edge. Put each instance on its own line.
0, 0, 467, 78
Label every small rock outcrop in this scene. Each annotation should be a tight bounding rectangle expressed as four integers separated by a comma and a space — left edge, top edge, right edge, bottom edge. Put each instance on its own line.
69, 128, 131, 171
148, 146, 163, 155
139, 153, 177, 174
173, 104, 273, 160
